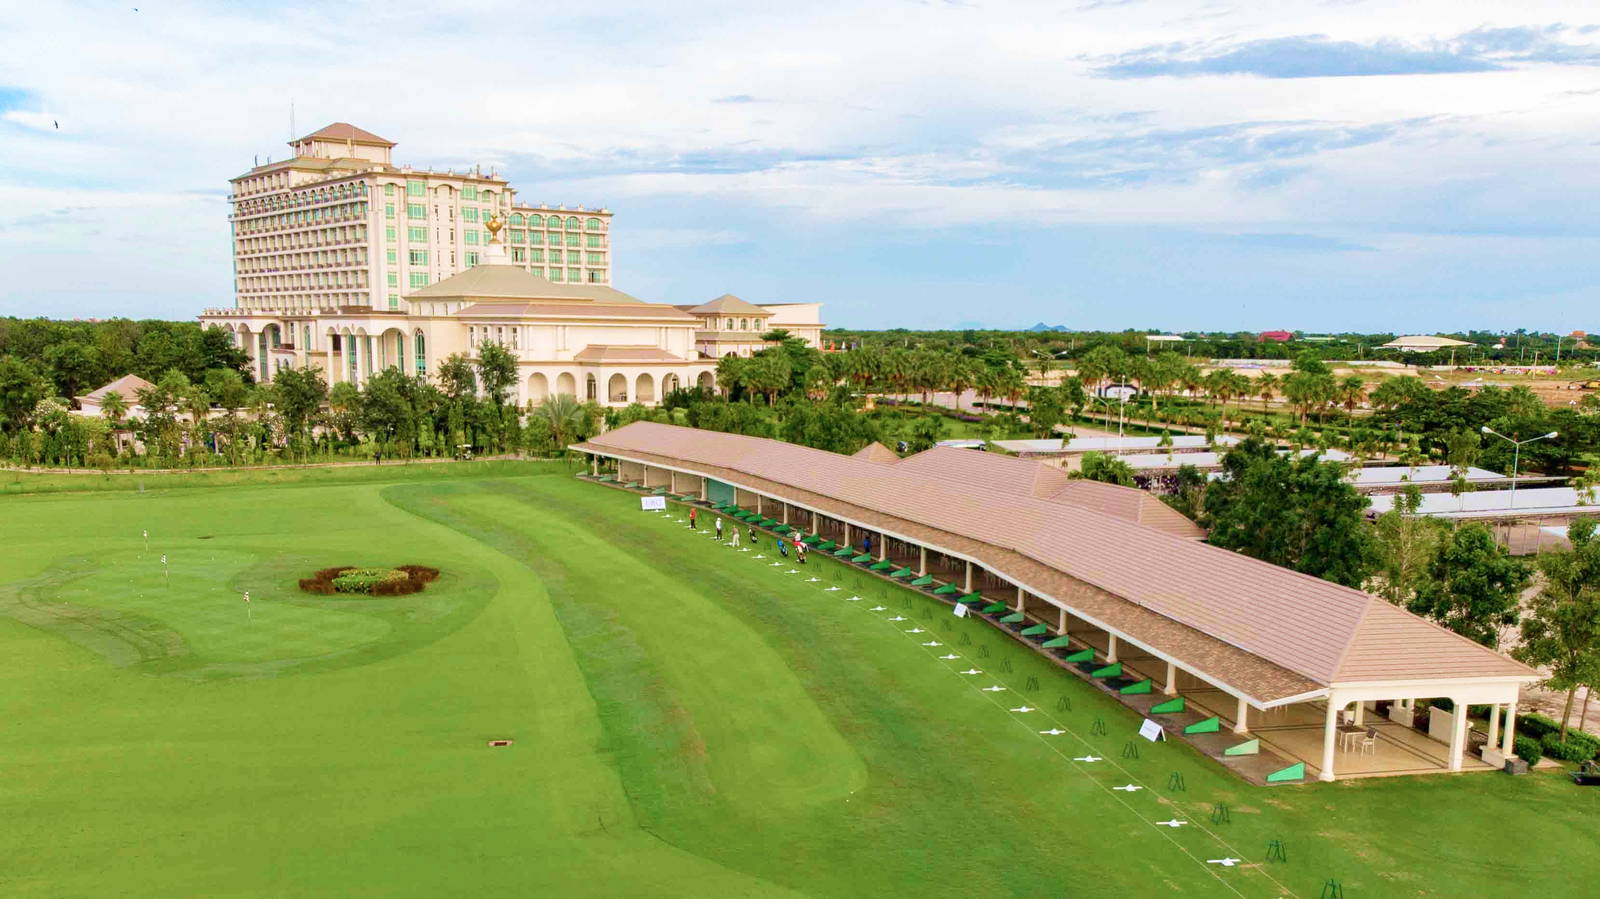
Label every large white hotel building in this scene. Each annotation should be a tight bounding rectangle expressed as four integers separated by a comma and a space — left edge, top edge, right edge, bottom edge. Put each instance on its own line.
202, 123, 821, 406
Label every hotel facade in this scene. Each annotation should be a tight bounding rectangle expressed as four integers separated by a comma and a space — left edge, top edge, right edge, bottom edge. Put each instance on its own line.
202, 123, 822, 406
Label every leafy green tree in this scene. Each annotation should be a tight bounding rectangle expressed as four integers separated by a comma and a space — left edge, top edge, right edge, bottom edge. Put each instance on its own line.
272, 366, 328, 454
1202, 438, 1377, 587
0, 355, 51, 432
1026, 385, 1065, 437
1515, 520, 1600, 739
1408, 523, 1530, 647
45, 341, 102, 400
1370, 484, 1447, 606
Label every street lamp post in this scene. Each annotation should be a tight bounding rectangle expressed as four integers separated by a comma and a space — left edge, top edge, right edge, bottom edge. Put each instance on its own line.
1480, 426, 1558, 509
1092, 393, 1127, 455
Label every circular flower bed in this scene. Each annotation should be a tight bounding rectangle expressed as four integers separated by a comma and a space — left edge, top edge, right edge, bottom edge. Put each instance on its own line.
298, 565, 441, 596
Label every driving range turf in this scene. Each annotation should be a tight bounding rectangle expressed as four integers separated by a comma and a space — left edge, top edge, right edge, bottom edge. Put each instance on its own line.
3, 462, 1598, 896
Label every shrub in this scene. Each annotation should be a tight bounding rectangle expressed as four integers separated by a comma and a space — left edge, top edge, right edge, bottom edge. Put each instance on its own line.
298, 564, 438, 597
331, 567, 409, 594
1514, 734, 1543, 766
1518, 713, 1561, 740
1541, 731, 1600, 763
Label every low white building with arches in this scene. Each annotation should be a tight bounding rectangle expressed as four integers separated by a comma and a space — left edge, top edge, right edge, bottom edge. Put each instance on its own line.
199, 236, 793, 407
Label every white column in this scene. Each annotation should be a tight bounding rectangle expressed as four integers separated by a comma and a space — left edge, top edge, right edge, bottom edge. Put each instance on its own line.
1502, 702, 1518, 756
699, 479, 707, 501
1107, 634, 1119, 663
591, 458, 598, 476
919, 546, 927, 576
1058, 606, 1068, 635
669, 471, 677, 493
1487, 703, 1501, 750
1321, 697, 1340, 782
1448, 698, 1469, 771
1165, 662, 1178, 696
1015, 586, 1024, 612
963, 561, 972, 593
878, 537, 887, 562
1235, 696, 1249, 733
783, 503, 789, 525
756, 495, 764, 515
1354, 702, 1365, 726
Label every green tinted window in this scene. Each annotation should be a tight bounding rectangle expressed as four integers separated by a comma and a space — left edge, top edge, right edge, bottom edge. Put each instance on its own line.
406, 180, 424, 196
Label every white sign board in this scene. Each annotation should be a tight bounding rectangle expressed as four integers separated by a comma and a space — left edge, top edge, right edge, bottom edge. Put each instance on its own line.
1138, 719, 1165, 742
640, 496, 667, 511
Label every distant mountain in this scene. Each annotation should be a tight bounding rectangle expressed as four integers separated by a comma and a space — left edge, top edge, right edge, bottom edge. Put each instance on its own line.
1027, 322, 1071, 332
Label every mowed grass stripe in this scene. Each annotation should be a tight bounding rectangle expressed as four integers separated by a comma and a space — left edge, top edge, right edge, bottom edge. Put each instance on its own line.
390, 478, 1236, 896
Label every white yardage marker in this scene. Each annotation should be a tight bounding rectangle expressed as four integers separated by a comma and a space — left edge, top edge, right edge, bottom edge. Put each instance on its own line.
1207, 858, 1242, 867
1157, 820, 1188, 828
960, 668, 982, 675
1009, 706, 1034, 713
1040, 728, 1065, 736
982, 685, 1006, 692
1112, 784, 1143, 792
938, 654, 959, 660
1073, 755, 1102, 762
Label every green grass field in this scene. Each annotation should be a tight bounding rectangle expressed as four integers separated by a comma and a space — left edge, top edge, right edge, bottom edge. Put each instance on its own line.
3, 463, 1598, 896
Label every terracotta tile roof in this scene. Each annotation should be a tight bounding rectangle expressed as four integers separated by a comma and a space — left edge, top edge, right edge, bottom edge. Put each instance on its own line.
852, 442, 901, 464
575, 422, 1535, 700
686, 293, 770, 315
78, 374, 155, 404
453, 301, 695, 321
571, 345, 684, 363
296, 122, 395, 147
412, 265, 644, 303
1045, 480, 1205, 540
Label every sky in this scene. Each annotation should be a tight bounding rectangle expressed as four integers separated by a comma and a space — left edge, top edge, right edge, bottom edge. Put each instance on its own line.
2, 0, 1599, 332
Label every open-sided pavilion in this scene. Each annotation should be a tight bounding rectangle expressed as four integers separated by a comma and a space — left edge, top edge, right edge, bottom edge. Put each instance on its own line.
575, 422, 1537, 783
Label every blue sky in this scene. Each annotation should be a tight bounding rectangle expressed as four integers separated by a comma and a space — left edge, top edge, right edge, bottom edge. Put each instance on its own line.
2, 0, 1599, 331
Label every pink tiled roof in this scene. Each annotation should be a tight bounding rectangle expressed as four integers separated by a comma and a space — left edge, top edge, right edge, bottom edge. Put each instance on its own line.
577, 422, 1534, 693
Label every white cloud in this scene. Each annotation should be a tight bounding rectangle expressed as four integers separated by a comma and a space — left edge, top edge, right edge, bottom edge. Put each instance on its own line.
1, 0, 1599, 319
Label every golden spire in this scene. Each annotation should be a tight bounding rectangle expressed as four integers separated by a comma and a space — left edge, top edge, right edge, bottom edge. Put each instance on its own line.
485, 213, 505, 243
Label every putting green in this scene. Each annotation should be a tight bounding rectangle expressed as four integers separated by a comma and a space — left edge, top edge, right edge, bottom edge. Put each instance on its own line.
2, 463, 1598, 897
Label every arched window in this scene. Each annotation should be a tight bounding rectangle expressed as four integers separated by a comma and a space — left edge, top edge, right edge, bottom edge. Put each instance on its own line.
740, 318, 749, 330
586, 218, 601, 230
566, 216, 580, 229
509, 213, 524, 226
528, 214, 543, 227
725, 318, 734, 330
414, 331, 427, 375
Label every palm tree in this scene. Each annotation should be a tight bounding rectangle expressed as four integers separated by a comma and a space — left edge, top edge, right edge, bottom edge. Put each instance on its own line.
1255, 372, 1279, 413
1336, 375, 1367, 423
534, 393, 587, 458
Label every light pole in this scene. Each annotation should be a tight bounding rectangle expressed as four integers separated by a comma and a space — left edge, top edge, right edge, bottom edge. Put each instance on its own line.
1092, 393, 1127, 455
1480, 426, 1558, 509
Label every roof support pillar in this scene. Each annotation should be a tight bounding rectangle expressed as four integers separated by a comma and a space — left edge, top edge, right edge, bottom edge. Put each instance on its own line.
1448, 698, 1470, 771
591, 457, 598, 477
1015, 585, 1024, 613
1234, 695, 1249, 733
963, 561, 972, 593
1502, 701, 1518, 756
1106, 634, 1118, 663
669, 471, 677, 493
699, 478, 706, 501
918, 546, 927, 577
1058, 606, 1067, 635
783, 503, 789, 525
878, 536, 886, 561
756, 494, 763, 515
1321, 697, 1339, 782
1165, 661, 1178, 696
1486, 702, 1501, 751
